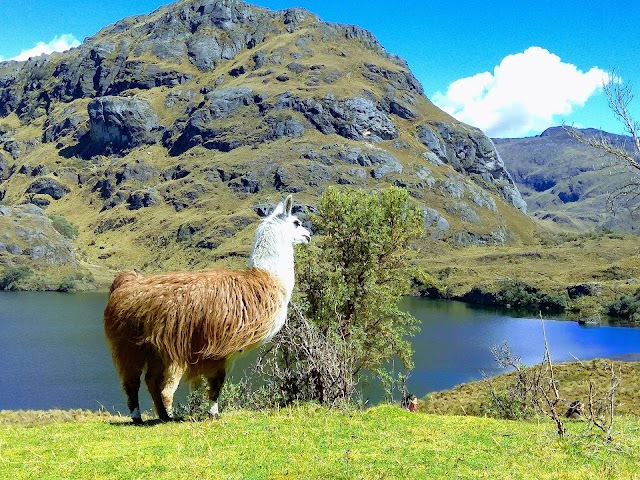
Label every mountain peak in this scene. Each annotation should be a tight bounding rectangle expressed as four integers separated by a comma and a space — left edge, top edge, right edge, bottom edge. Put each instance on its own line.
0, 0, 531, 284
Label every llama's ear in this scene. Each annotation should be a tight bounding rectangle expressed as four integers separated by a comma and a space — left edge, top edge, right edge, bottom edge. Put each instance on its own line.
270, 195, 293, 219
284, 195, 293, 216
270, 201, 285, 218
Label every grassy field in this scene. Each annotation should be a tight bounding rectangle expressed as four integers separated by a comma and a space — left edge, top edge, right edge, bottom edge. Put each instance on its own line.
420, 231, 640, 302
422, 359, 640, 418
1, 405, 639, 479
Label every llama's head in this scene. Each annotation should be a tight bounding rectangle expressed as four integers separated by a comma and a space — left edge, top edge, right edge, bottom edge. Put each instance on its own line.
249, 196, 310, 280
268, 195, 311, 245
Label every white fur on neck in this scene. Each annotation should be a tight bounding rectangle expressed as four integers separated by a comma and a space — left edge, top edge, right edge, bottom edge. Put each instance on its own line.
248, 219, 295, 297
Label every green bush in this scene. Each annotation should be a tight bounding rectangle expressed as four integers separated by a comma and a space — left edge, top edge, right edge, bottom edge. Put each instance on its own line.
484, 389, 536, 421
253, 186, 426, 407
172, 383, 212, 422
496, 279, 568, 313
49, 214, 78, 239
57, 272, 96, 292
0, 266, 33, 290
606, 288, 640, 321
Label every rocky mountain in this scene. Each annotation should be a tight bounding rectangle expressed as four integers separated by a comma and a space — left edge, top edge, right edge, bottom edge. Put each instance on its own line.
494, 127, 639, 232
0, 0, 530, 288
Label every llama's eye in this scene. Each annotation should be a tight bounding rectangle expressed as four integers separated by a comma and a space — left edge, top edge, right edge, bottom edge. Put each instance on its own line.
293, 220, 301, 227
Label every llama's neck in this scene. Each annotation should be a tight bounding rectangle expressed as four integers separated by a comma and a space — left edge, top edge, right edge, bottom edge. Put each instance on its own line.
248, 223, 295, 298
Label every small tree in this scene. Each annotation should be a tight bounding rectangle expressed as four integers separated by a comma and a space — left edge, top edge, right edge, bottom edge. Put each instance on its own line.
257, 186, 429, 405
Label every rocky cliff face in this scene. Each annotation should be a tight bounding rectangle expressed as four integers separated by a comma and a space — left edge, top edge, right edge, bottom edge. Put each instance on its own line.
0, 0, 530, 282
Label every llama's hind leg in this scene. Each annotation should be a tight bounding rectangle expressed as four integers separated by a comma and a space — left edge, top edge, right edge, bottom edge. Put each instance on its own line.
144, 352, 171, 421
123, 374, 143, 425
206, 364, 227, 418
112, 343, 145, 424
160, 363, 184, 418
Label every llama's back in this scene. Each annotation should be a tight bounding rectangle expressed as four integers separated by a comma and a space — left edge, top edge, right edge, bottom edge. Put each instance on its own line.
104, 268, 288, 363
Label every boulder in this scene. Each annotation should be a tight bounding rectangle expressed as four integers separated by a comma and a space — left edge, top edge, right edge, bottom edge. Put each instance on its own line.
166, 87, 255, 155
423, 207, 450, 235
126, 190, 159, 210
567, 283, 603, 299
25, 177, 70, 200
43, 109, 87, 143
0, 152, 13, 181
0, 204, 77, 266
88, 96, 164, 153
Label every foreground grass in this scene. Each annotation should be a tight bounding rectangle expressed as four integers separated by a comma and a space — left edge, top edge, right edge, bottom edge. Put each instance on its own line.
1, 405, 639, 479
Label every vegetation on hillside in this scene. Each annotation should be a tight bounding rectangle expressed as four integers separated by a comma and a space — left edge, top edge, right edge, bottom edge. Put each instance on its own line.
418, 229, 640, 323
422, 359, 640, 419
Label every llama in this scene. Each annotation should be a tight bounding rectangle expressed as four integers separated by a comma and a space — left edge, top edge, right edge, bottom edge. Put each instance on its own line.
104, 195, 310, 424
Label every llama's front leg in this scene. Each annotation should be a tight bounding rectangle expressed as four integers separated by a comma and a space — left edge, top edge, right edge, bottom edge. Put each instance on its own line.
207, 367, 226, 418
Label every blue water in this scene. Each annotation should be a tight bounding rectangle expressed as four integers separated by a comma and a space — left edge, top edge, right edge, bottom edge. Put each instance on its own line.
403, 298, 640, 397
0, 292, 638, 411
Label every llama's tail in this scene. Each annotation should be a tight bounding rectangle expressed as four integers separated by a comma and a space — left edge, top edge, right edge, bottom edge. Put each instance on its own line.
109, 270, 142, 293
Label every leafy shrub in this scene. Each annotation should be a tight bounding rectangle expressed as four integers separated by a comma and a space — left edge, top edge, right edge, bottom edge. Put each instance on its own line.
606, 288, 640, 322
172, 384, 212, 422
244, 186, 425, 408
496, 279, 568, 313
567, 296, 604, 321
484, 389, 537, 421
49, 214, 78, 239
0, 266, 33, 290
57, 272, 96, 292
483, 343, 539, 421
172, 376, 264, 419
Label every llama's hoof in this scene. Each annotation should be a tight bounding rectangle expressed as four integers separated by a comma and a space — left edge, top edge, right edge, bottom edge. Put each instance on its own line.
131, 417, 143, 426
208, 412, 221, 420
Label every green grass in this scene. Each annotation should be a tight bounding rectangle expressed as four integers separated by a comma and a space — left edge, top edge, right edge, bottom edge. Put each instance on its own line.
1, 405, 639, 479
423, 360, 640, 418
421, 231, 640, 304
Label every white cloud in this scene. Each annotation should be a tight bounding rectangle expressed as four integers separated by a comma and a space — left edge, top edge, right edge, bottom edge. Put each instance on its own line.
432, 47, 610, 138
8, 34, 81, 62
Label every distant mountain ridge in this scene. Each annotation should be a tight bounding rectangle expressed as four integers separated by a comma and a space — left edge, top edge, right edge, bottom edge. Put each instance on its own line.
494, 126, 639, 232
0, 0, 532, 288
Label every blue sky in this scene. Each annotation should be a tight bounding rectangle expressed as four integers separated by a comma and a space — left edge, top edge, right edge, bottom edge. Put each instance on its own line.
2, 0, 638, 138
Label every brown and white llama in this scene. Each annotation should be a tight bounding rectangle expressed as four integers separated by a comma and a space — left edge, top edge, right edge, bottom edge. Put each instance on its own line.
104, 195, 310, 423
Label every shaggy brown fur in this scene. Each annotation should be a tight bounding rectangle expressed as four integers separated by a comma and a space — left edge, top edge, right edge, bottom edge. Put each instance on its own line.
104, 268, 286, 364
104, 268, 287, 422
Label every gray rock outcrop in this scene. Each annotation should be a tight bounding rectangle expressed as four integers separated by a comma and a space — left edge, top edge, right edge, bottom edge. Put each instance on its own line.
417, 122, 527, 212
25, 177, 70, 200
88, 96, 164, 152
0, 205, 77, 266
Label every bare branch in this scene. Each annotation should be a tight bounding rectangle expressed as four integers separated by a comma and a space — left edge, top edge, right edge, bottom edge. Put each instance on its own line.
539, 315, 566, 437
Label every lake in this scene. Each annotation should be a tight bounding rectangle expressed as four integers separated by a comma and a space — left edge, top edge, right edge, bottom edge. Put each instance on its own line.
1, 292, 639, 412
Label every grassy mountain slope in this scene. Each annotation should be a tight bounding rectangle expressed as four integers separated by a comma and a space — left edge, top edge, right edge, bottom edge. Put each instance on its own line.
0, 0, 532, 289
424, 359, 640, 417
495, 126, 639, 232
